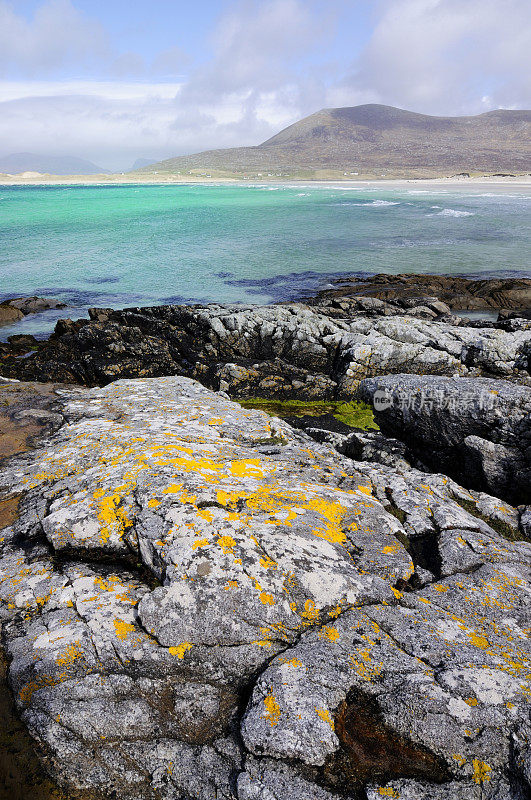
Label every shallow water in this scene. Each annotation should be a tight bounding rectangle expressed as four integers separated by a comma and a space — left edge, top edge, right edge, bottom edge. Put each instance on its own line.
1, 182, 530, 339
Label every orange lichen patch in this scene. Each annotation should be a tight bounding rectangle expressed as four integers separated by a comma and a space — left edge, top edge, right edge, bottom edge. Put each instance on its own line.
172, 456, 225, 476
259, 590, 275, 605
94, 575, 121, 592
382, 544, 399, 554
278, 657, 304, 668
229, 459, 265, 478
224, 580, 239, 590
244, 486, 305, 516
259, 555, 277, 569
19, 674, 60, 706
307, 497, 347, 544
196, 508, 213, 522
217, 535, 237, 553
168, 642, 193, 658
192, 537, 210, 550
316, 707, 334, 729
350, 647, 383, 683
179, 491, 198, 505
113, 619, 136, 640
357, 485, 372, 496
465, 697, 478, 707
263, 693, 281, 726
300, 599, 319, 621
216, 488, 246, 508
467, 631, 490, 650
163, 483, 184, 494
94, 491, 131, 544
472, 760, 492, 784
55, 642, 83, 668
208, 418, 224, 425
319, 625, 340, 642
377, 789, 400, 798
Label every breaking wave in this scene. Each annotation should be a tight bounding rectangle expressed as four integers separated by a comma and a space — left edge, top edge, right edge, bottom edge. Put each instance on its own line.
360, 199, 400, 207
430, 208, 475, 217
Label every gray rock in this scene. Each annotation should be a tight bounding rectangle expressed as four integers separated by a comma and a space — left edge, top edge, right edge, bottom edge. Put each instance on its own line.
359, 375, 531, 505
1, 376, 530, 799
4, 302, 531, 389
342, 429, 411, 469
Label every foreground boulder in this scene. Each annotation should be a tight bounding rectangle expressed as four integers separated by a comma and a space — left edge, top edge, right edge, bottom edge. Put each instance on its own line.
359, 375, 531, 505
3, 302, 531, 391
1, 376, 531, 799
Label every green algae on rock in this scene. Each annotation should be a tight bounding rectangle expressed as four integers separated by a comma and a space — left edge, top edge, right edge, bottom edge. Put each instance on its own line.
237, 398, 379, 430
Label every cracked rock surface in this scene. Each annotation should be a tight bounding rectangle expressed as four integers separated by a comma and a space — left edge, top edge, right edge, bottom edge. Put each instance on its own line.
3, 302, 531, 392
0, 376, 530, 799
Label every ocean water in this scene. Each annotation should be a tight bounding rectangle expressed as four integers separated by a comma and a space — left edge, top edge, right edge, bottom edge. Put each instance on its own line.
1, 182, 530, 339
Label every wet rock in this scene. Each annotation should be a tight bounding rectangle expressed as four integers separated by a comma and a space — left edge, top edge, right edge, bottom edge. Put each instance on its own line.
0, 297, 66, 330
5, 297, 67, 315
0, 376, 530, 799
360, 374, 531, 505
0, 304, 23, 326
6, 334, 39, 354
312, 273, 531, 311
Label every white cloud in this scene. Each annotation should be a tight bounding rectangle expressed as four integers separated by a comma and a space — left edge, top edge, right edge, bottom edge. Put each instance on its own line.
0, 88, 183, 170
0, 0, 108, 76
183, 0, 334, 99
339, 0, 531, 114
0, 81, 182, 102
0, 0, 336, 168
0, 82, 296, 170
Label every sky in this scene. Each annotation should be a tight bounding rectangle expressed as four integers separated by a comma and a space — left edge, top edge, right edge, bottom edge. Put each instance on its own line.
0, 0, 530, 170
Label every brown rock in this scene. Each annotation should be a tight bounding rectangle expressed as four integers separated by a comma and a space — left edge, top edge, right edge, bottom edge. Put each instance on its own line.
0, 305, 24, 326
312, 273, 531, 311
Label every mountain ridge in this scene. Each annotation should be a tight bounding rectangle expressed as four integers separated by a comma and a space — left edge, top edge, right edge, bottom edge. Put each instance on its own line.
0, 152, 108, 175
133, 104, 531, 177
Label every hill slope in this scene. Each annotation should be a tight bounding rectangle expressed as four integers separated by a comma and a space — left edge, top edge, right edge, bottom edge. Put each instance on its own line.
135, 104, 531, 177
0, 153, 107, 175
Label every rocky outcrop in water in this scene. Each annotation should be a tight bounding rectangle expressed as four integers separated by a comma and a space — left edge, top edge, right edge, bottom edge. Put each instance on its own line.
359, 375, 531, 506
3, 301, 531, 392
312, 273, 531, 312
1, 376, 531, 799
0, 296, 66, 327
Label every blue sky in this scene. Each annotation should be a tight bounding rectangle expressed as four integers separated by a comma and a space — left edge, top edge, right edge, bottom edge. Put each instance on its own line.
0, 0, 529, 169
8, 1, 374, 80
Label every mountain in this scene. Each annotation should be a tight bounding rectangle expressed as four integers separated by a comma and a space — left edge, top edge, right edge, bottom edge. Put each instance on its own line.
133, 104, 531, 177
0, 153, 107, 175
130, 157, 158, 171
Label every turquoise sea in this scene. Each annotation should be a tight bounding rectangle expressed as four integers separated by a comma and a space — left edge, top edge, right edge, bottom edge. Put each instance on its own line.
1, 182, 530, 339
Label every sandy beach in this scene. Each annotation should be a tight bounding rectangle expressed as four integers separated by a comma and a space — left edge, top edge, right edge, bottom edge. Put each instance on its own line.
0, 173, 530, 191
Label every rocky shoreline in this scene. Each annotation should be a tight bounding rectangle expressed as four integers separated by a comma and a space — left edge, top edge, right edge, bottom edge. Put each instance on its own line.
0, 274, 530, 800
310, 273, 531, 312
1, 293, 531, 393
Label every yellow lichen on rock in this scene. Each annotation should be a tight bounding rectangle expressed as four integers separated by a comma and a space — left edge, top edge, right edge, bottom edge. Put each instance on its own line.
168, 642, 193, 658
